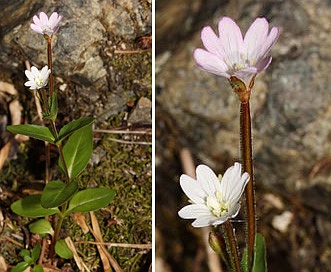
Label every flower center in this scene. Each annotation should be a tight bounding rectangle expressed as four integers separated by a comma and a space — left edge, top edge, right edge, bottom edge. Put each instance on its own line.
42, 25, 54, 35
206, 191, 229, 217
35, 76, 44, 87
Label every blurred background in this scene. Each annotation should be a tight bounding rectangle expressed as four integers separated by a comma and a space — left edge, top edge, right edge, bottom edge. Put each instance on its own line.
156, 0, 331, 271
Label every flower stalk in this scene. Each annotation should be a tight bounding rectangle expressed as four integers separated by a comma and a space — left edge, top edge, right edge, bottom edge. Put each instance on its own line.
240, 99, 255, 268
223, 220, 242, 272
46, 36, 54, 99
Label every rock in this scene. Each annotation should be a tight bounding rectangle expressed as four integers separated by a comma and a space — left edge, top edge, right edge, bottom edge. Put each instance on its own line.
128, 97, 152, 125
0, 0, 151, 121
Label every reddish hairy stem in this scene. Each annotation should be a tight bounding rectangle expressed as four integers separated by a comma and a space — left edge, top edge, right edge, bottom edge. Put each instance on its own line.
47, 38, 54, 99
240, 101, 256, 269
224, 220, 242, 272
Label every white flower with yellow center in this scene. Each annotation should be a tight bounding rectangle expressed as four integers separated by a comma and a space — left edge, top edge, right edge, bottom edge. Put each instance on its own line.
178, 163, 249, 227
24, 66, 51, 90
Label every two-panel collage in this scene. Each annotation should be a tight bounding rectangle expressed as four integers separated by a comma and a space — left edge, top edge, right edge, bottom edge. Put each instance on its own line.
0, 0, 330, 271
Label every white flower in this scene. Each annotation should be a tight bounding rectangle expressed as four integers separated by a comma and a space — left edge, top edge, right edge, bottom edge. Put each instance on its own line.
178, 163, 249, 228
30, 12, 62, 36
194, 17, 279, 85
24, 66, 51, 90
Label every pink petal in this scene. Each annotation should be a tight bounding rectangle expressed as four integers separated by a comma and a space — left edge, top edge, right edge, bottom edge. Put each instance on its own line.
194, 49, 229, 78
32, 15, 41, 27
233, 67, 258, 82
257, 27, 280, 60
48, 12, 58, 26
201, 26, 224, 56
255, 56, 272, 73
39, 12, 48, 25
244, 18, 269, 60
218, 17, 244, 64
30, 24, 43, 34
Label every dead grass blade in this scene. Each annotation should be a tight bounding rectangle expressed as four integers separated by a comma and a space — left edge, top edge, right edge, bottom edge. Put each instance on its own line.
65, 237, 90, 272
89, 211, 123, 272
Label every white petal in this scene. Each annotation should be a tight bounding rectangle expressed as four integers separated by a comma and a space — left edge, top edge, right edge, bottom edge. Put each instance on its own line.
25, 70, 34, 81
178, 204, 211, 219
194, 49, 229, 78
180, 174, 205, 204
210, 214, 230, 226
227, 202, 241, 219
221, 163, 248, 203
192, 215, 216, 227
31, 66, 39, 77
196, 164, 221, 196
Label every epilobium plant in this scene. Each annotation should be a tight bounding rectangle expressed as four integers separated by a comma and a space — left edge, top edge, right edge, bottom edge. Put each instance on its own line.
7, 11, 115, 269
179, 16, 279, 272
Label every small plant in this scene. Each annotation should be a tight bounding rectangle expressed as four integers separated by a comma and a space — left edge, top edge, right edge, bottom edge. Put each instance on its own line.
179, 16, 280, 272
7, 11, 115, 267
11, 243, 43, 272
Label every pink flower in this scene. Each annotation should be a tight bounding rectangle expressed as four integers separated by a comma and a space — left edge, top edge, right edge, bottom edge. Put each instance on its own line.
194, 17, 279, 85
30, 12, 62, 36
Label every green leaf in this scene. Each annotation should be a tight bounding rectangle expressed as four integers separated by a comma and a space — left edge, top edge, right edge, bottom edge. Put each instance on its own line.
57, 117, 95, 144
55, 239, 73, 259
11, 195, 60, 217
7, 124, 55, 143
31, 243, 41, 263
66, 188, 115, 214
59, 125, 93, 180
41, 180, 78, 208
252, 233, 268, 272
23, 255, 33, 264
11, 261, 30, 272
20, 249, 30, 258
43, 92, 58, 121
33, 264, 44, 272
29, 219, 54, 236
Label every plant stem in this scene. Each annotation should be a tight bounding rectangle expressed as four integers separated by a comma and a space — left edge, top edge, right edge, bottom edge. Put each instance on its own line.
46, 37, 54, 99
49, 121, 70, 183
240, 101, 256, 269
49, 212, 64, 258
223, 220, 242, 272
